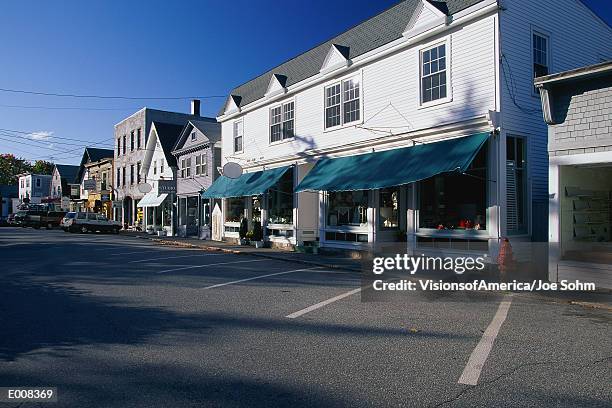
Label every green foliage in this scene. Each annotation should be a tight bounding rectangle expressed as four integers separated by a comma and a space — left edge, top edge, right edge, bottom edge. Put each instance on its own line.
0, 154, 55, 185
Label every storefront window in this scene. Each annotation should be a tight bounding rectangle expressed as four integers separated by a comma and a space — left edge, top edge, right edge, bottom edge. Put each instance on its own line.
327, 190, 369, 227
379, 187, 399, 229
179, 197, 187, 225
226, 197, 245, 222
419, 144, 487, 231
187, 196, 198, 228
268, 169, 293, 224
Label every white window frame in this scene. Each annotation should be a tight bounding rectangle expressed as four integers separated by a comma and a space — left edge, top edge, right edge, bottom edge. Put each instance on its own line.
531, 27, 551, 96
191, 131, 197, 141
160, 159, 164, 174
323, 71, 363, 131
418, 38, 452, 108
180, 158, 186, 178
195, 153, 208, 176
186, 157, 192, 178
269, 99, 295, 144
233, 120, 244, 153
153, 160, 157, 175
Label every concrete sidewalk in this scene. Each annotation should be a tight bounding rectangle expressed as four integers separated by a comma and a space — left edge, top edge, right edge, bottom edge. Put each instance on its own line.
126, 232, 363, 272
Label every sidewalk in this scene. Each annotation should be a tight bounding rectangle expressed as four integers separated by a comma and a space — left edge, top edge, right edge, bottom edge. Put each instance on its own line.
126, 232, 362, 272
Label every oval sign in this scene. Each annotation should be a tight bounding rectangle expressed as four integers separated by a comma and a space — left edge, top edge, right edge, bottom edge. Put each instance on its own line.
137, 183, 153, 193
222, 162, 243, 179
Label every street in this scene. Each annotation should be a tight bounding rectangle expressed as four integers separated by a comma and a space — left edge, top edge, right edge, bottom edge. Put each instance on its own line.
0, 228, 610, 407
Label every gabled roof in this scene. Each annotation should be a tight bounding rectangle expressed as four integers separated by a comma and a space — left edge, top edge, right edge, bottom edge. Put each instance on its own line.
219, 0, 485, 115
54, 164, 80, 184
151, 122, 185, 168
172, 119, 221, 153
85, 147, 114, 163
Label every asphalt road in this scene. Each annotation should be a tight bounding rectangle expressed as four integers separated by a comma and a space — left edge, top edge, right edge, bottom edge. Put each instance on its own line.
0, 227, 610, 407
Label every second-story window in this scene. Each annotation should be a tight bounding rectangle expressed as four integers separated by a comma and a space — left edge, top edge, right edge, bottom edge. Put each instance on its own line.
160, 159, 164, 174
153, 160, 157, 175
122, 134, 126, 155
195, 154, 208, 176
130, 131, 134, 151
117, 138, 121, 157
533, 32, 549, 92
180, 159, 186, 178
186, 157, 191, 177
233, 120, 243, 153
137, 162, 142, 183
325, 76, 360, 129
421, 43, 447, 104
270, 101, 295, 143
137, 128, 142, 149
122, 167, 126, 186
130, 164, 134, 184
117, 168, 121, 187
102, 172, 107, 190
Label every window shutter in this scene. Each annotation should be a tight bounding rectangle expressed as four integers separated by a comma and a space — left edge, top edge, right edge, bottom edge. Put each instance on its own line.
506, 160, 518, 232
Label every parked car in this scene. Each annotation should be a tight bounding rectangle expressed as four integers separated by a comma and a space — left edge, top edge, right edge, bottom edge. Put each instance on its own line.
62, 212, 121, 234
14, 208, 66, 229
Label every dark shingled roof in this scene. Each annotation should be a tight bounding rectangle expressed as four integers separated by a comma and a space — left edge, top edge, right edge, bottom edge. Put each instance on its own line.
153, 122, 185, 168
219, 0, 485, 115
55, 164, 80, 184
85, 147, 114, 163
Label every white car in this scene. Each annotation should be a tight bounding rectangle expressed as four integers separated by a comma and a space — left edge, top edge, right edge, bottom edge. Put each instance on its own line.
62, 212, 122, 234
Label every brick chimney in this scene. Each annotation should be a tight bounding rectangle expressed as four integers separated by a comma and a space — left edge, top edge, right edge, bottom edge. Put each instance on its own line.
191, 99, 201, 116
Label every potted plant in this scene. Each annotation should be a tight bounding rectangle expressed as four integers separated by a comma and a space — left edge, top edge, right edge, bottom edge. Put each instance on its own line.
252, 222, 265, 248
238, 217, 249, 245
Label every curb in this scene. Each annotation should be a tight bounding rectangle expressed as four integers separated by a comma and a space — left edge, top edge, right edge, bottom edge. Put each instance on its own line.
132, 235, 360, 272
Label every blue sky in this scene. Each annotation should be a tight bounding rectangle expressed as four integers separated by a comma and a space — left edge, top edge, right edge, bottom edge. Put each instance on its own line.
0, 0, 610, 165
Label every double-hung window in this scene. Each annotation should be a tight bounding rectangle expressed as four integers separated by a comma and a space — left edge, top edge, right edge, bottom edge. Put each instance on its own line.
136, 162, 142, 183
153, 160, 157, 175
233, 121, 243, 153
122, 167, 126, 186
160, 159, 164, 174
137, 128, 142, 149
186, 158, 191, 177
324, 76, 361, 130
533, 32, 549, 93
122, 135, 126, 155
130, 131, 134, 151
130, 164, 134, 185
195, 154, 207, 176
117, 138, 121, 157
180, 159, 186, 178
421, 43, 447, 104
270, 101, 294, 143
325, 76, 360, 129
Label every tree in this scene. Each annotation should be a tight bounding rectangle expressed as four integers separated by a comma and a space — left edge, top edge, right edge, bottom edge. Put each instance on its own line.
31, 160, 55, 175
0, 154, 30, 185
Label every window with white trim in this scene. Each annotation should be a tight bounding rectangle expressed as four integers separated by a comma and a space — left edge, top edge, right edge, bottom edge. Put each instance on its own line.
180, 159, 186, 178
195, 154, 208, 176
233, 120, 243, 153
153, 160, 157, 175
421, 43, 447, 104
186, 157, 191, 177
533, 32, 549, 92
191, 131, 197, 141
270, 101, 294, 143
325, 76, 361, 129
160, 159, 164, 174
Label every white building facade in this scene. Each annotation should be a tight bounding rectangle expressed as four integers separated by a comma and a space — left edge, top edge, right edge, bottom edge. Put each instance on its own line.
210, 0, 612, 257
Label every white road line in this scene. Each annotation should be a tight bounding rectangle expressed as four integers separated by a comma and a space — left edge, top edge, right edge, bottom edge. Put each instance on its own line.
286, 287, 362, 319
458, 295, 513, 386
127, 253, 223, 264
202, 266, 322, 290
156, 258, 267, 274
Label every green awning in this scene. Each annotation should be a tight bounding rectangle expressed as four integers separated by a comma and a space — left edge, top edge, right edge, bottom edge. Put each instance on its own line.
202, 165, 290, 198
295, 132, 490, 192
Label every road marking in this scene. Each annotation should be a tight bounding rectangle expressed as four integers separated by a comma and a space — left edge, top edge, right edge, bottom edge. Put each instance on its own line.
202, 266, 322, 290
156, 258, 267, 274
286, 287, 362, 319
458, 295, 513, 386
127, 253, 223, 264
